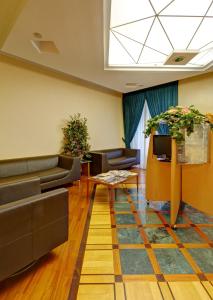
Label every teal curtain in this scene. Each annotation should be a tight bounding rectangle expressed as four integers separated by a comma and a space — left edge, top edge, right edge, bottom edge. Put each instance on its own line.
122, 92, 146, 147
122, 81, 178, 145
146, 81, 178, 134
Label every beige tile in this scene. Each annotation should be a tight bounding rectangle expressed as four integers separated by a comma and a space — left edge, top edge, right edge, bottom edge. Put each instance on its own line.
125, 281, 163, 300
169, 281, 211, 300
87, 229, 112, 245
82, 250, 114, 274
77, 284, 114, 300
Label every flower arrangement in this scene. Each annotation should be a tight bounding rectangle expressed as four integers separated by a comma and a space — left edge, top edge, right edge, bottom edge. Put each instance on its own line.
145, 105, 213, 142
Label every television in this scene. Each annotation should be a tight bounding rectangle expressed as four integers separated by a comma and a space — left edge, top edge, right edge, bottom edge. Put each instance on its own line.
153, 135, 171, 161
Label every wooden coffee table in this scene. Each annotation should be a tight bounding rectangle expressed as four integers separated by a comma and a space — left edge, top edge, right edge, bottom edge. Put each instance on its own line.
87, 171, 139, 201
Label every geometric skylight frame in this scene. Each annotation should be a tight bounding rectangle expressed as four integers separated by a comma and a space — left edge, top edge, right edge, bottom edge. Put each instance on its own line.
108, 0, 213, 70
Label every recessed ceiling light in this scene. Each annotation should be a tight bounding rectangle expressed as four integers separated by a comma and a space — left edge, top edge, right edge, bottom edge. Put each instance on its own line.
125, 83, 143, 87
33, 32, 42, 39
31, 40, 59, 54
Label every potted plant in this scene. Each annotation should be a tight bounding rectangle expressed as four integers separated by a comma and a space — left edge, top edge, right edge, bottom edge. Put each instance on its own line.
145, 105, 213, 142
62, 113, 90, 158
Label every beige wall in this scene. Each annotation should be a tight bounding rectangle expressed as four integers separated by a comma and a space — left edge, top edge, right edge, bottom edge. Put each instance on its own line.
178, 72, 213, 113
0, 56, 123, 159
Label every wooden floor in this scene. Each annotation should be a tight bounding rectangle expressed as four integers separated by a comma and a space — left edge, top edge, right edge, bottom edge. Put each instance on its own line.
0, 170, 212, 300
0, 179, 89, 300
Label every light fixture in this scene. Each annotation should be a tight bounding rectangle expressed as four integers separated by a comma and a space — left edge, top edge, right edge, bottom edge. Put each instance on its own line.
108, 0, 213, 70
31, 40, 59, 54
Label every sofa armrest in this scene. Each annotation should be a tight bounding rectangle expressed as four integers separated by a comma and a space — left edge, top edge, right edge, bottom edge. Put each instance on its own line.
58, 155, 81, 181
0, 188, 68, 281
123, 148, 140, 164
0, 177, 41, 206
89, 152, 109, 175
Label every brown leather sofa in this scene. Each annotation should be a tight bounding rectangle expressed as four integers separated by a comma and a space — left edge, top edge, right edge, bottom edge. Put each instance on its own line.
0, 154, 80, 192
0, 177, 68, 282
89, 148, 140, 175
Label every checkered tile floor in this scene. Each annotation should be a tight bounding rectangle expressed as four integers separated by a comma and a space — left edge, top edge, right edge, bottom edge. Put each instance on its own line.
76, 183, 213, 299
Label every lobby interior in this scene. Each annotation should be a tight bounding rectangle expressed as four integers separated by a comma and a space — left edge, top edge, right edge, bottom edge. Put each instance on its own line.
0, 0, 213, 299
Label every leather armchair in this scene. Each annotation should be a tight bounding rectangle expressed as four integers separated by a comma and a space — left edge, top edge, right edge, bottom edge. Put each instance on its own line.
0, 178, 68, 282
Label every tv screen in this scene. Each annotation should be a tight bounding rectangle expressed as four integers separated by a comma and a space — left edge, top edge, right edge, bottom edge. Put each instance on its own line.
153, 135, 171, 160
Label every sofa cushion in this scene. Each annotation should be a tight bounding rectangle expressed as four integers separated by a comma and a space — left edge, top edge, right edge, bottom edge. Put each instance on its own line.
108, 156, 136, 166
106, 150, 123, 159
27, 156, 58, 172
32, 168, 69, 183
0, 168, 69, 185
0, 160, 28, 177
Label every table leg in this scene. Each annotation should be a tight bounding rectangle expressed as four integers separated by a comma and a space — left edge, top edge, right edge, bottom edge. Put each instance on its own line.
136, 174, 139, 194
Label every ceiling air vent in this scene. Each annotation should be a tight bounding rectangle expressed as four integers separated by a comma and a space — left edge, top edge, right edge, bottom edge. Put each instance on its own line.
31, 40, 59, 54
164, 51, 199, 65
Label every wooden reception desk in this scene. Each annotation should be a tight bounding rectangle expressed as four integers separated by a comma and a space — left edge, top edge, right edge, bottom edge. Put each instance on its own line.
146, 131, 213, 226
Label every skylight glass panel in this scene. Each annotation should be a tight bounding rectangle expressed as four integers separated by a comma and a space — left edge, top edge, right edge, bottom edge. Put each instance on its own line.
112, 17, 155, 45
112, 31, 143, 62
160, 0, 212, 16
109, 32, 135, 64
207, 2, 213, 15
110, 0, 154, 27
108, 0, 213, 70
150, 0, 174, 14
145, 18, 173, 55
159, 17, 202, 49
188, 18, 213, 49
138, 46, 167, 64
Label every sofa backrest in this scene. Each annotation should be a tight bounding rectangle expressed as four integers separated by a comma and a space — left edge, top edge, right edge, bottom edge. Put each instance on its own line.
106, 149, 123, 159
0, 155, 59, 178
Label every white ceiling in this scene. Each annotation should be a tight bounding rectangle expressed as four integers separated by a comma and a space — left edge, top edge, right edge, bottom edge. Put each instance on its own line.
1, 0, 212, 93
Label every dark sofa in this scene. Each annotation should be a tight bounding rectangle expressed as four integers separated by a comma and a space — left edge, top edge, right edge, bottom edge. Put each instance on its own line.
0, 154, 80, 193
0, 177, 68, 282
89, 148, 140, 175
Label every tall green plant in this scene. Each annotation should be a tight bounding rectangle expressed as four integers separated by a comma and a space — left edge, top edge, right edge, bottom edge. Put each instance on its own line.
62, 113, 90, 157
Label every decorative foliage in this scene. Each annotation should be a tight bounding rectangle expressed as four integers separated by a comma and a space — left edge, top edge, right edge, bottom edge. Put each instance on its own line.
62, 113, 90, 157
145, 105, 213, 142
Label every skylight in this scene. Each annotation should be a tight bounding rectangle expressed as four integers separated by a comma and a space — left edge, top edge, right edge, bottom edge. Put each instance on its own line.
108, 0, 213, 70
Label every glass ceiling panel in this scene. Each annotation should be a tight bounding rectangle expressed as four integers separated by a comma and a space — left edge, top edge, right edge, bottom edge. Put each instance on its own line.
150, 0, 174, 14
188, 18, 213, 49
110, 0, 154, 27
113, 17, 155, 45
138, 46, 167, 64
207, 2, 213, 15
108, 0, 213, 69
160, 0, 212, 16
108, 32, 135, 64
159, 17, 202, 49
145, 18, 173, 55
112, 31, 143, 62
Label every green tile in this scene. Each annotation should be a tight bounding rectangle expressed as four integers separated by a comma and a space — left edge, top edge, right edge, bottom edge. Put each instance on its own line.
139, 213, 162, 224
117, 228, 143, 244
186, 213, 213, 224
120, 249, 154, 274
154, 249, 193, 274
200, 227, 213, 241
188, 248, 213, 273
115, 214, 136, 225
174, 228, 205, 243
114, 203, 131, 212
161, 213, 187, 224
144, 227, 174, 244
